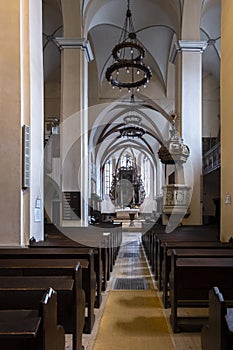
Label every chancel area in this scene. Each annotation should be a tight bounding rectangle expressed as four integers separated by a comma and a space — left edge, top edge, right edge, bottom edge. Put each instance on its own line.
1, 0, 233, 349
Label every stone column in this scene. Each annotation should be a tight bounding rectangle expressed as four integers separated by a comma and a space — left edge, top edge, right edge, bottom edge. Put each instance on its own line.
29, 0, 44, 241
171, 41, 207, 225
55, 38, 93, 227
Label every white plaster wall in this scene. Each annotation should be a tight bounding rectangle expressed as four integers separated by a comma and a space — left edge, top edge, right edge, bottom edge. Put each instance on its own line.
221, 0, 233, 241
202, 73, 220, 137
0, 1, 22, 245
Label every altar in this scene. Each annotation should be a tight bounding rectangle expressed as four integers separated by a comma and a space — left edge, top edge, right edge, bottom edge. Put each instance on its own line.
115, 208, 139, 220
114, 208, 143, 229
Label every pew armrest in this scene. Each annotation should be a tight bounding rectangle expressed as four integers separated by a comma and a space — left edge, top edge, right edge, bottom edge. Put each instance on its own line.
201, 287, 231, 350
40, 287, 65, 350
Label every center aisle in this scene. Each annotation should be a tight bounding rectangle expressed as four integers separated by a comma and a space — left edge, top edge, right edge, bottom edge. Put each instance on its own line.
90, 231, 175, 350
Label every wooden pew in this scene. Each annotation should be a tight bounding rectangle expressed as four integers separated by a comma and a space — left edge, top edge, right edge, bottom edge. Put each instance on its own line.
102, 232, 113, 282
0, 247, 97, 313
0, 256, 94, 335
73, 224, 122, 279
142, 224, 219, 280
91, 222, 122, 271
32, 237, 103, 308
0, 287, 65, 350
33, 223, 122, 305
36, 225, 105, 296
161, 243, 233, 308
0, 263, 84, 350
142, 223, 165, 276
44, 223, 122, 273
201, 287, 233, 350
170, 255, 233, 332
156, 227, 220, 289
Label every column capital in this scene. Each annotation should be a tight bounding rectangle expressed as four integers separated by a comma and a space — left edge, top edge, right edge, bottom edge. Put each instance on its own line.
54, 37, 94, 62
170, 40, 208, 64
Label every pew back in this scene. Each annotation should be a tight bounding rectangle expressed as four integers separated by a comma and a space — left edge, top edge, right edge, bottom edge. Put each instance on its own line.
0, 287, 65, 350
170, 256, 233, 332
0, 263, 84, 350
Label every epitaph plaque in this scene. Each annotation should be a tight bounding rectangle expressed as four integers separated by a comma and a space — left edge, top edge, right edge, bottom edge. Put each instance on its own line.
62, 191, 81, 220
22, 125, 30, 189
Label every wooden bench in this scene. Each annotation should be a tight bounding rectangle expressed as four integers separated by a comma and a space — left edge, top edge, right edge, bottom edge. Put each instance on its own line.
0, 264, 84, 350
156, 228, 220, 289
32, 224, 121, 305
51, 244, 102, 308
161, 243, 233, 308
142, 223, 219, 279
0, 247, 96, 333
201, 287, 233, 350
0, 287, 65, 350
0, 256, 94, 335
142, 223, 164, 276
169, 256, 233, 332
69, 224, 121, 280
0, 246, 97, 312
44, 223, 122, 275
142, 224, 219, 280
91, 222, 122, 273
32, 228, 104, 299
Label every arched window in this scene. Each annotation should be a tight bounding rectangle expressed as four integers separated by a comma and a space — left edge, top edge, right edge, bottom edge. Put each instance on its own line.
143, 156, 150, 197
121, 154, 133, 168
103, 160, 112, 196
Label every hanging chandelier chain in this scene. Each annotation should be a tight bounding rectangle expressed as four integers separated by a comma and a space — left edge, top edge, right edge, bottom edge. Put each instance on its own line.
119, 0, 135, 44
105, 0, 152, 92
119, 16, 129, 43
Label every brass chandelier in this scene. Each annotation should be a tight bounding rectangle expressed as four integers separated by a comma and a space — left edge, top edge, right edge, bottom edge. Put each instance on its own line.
119, 94, 145, 138
105, 0, 152, 93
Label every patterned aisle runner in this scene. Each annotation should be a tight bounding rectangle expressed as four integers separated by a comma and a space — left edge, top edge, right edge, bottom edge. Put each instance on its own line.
92, 232, 175, 350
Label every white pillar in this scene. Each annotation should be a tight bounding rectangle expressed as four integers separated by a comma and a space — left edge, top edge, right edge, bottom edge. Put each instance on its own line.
175, 41, 207, 225
56, 38, 93, 227
29, 0, 44, 241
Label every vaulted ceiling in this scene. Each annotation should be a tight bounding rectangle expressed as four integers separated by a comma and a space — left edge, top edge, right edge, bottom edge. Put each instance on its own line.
43, 0, 221, 165
83, 0, 220, 89
43, 0, 220, 89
